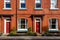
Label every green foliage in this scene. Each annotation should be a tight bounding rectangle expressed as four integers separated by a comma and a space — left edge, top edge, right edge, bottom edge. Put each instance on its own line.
10, 31, 17, 35
27, 27, 37, 36
28, 27, 32, 33
9, 27, 17, 35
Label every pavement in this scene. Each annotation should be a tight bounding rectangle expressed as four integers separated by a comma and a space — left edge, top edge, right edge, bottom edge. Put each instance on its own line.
0, 36, 60, 40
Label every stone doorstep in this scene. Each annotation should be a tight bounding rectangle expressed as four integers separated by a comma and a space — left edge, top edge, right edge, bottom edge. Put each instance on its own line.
2, 33, 9, 36
36, 33, 42, 36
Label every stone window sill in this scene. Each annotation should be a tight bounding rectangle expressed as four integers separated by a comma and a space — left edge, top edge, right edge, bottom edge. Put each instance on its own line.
3, 8, 12, 10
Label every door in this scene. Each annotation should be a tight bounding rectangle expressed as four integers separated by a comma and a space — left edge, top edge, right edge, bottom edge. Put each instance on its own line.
6, 22, 10, 33
36, 22, 40, 33
35, 18, 41, 33
4, 18, 10, 33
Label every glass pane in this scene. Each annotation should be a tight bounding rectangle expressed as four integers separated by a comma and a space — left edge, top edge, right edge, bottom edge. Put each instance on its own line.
5, 0, 10, 1
36, 3, 41, 8
52, 25, 56, 29
21, 19, 25, 24
49, 19, 57, 29
6, 2, 11, 8
52, 19, 56, 24
21, 25, 25, 29
21, 3, 26, 8
36, 19, 40, 21
51, 0, 57, 8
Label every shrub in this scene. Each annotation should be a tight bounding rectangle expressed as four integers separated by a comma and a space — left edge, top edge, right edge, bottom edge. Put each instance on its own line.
28, 27, 32, 33
27, 27, 37, 36
9, 27, 17, 36
9, 31, 17, 35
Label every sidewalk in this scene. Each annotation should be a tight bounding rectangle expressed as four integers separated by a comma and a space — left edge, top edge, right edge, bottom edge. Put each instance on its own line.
0, 36, 60, 40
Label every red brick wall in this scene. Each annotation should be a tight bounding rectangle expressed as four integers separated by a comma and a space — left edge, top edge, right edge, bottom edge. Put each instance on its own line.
0, 0, 60, 33
0, 0, 16, 33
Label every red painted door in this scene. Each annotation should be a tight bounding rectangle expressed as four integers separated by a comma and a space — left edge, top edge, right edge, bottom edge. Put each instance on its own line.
36, 22, 40, 33
6, 22, 10, 33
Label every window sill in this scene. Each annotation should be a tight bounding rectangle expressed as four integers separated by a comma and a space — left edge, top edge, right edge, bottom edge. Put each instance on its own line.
17, 29, 28, 32
3, 8, 12, 10
48, 29, 59, 33
49, 29, 58, 31
50, 8, 59, 10
19, 8, 27, 10
34, 8, 43, 10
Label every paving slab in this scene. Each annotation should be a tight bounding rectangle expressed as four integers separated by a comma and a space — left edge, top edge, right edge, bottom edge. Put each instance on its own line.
0, 36, 60, 40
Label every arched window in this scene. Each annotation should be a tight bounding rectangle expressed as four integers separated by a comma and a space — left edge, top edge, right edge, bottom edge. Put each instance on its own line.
49, 18, 58, 30
18, 18, 28, 29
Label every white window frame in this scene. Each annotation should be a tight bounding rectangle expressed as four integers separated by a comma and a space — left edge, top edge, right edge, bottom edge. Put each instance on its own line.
50, 0, 59, 10
4, 18, 11, 34
19, 0, 26, 9
3, 0, 12, 10
49, 19, 58, 31
35, 0, 42, 9
17, 19, 28, 31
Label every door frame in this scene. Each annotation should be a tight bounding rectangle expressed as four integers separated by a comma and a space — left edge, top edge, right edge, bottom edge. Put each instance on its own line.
4, 18, 10, 34
35, 18, 42, 33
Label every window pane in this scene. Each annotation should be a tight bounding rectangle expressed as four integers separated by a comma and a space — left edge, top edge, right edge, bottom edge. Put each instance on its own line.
6, 2, 11, 8
36, 3, 41, 8
52, 19, 56, 24
21, 19, 25, 24
49, 19, 57, 29
51, 0, 57, 8
18, 19, 28, 29
51, 25, 56, 29
5, 0, 10, 1
36, 19, 40, 21
21, 25, 25, 29
21, 3, 26, 8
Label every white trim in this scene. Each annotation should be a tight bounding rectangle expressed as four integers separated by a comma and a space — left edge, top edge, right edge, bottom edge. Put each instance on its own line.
34, 18, 42, 33
50, 0, 58, 9
4, 19, 6, 34
19, 8, 27, 10
4, 0, 11, 9
4, 18, 10, 34
17, 29, 28, 31
49, 29, 58, 31
35, 0, 42, 9
35, 0, 41, 4
17, 19, 28, 31
19, 0, 26, 9
3, 8, 12, 10
49, 19, 58, 31
34, 8, 43, 10
50, 8, 59, 10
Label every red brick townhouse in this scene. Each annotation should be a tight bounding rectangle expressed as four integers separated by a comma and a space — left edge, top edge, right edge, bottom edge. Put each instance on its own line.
0, 0, 60, 34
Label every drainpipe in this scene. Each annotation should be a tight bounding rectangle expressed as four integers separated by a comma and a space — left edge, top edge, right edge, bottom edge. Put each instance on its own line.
16, 0, 17, 31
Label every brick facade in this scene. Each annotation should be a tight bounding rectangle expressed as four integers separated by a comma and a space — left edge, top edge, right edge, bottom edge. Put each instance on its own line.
0, 0, 60, 34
